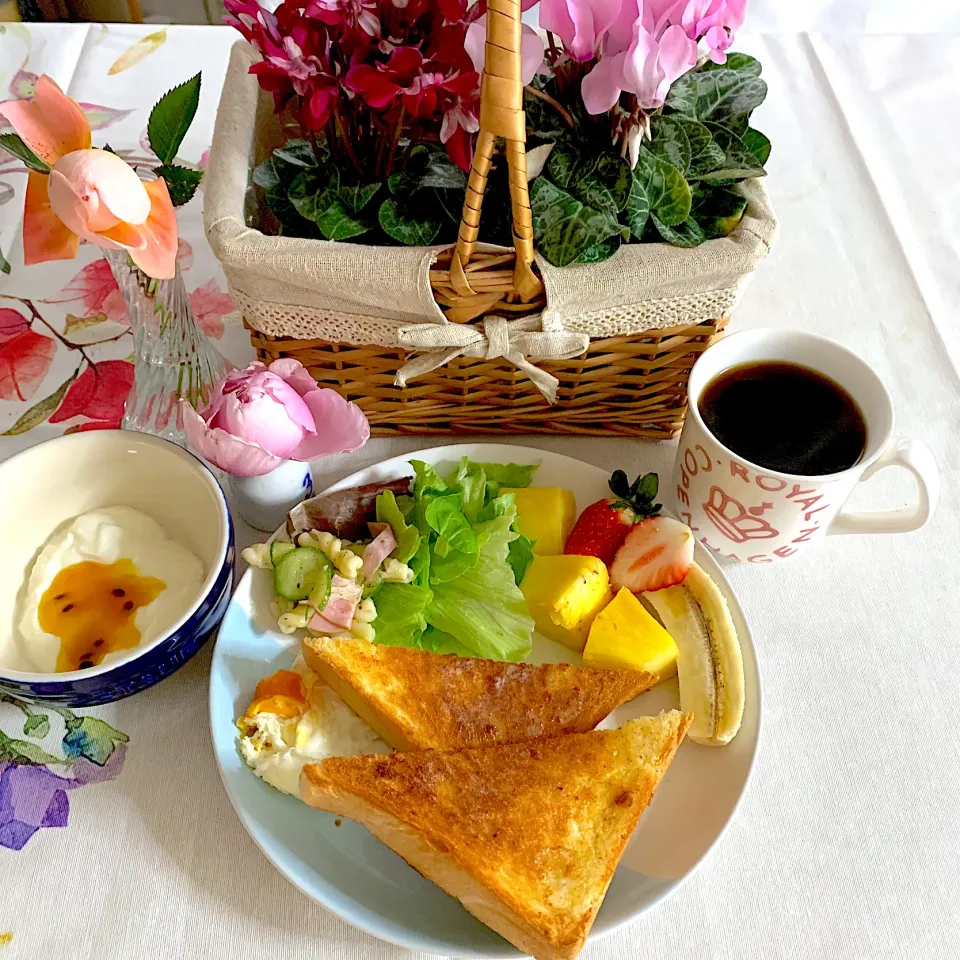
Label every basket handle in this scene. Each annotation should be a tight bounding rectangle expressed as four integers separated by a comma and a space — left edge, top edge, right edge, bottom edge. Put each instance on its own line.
451, 0, 541, 304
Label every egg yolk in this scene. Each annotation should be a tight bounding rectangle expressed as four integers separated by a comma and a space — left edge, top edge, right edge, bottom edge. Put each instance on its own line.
38, 559, 166, 672
239, 670, 308, 728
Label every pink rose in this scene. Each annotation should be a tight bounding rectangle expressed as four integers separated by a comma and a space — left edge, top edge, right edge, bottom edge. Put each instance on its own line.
182, 359, 370, 478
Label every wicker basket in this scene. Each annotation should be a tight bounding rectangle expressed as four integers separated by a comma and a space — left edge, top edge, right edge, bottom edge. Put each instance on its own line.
205, 5, 777, 439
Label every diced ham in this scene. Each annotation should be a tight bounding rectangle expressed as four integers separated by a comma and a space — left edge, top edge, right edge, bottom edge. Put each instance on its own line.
321, 597, 357, 629
362, 525, 398, 580
308, 611, 343, 634
367, 522, 390, 537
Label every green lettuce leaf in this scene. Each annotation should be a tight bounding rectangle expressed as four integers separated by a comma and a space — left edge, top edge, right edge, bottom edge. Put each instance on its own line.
507, 534, 536, 585
377, 457, 537, 659
426, 507, 534, 661
452, 457, 487, 523
472, 461, 539, 496
418, 626, 476, 657
370, 582, 432, 647
375, 489, 420, 563
425, 495, 478, 556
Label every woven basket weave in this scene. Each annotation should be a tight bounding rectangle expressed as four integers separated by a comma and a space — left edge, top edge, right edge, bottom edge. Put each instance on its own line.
205, 11, 777, 439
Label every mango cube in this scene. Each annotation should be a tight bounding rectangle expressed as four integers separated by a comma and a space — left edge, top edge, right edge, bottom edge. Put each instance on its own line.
582, 588, 678, 678
520, 554, 611, 652
502, 487, 577, 556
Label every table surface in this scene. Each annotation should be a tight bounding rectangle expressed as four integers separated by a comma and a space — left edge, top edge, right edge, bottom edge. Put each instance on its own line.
1, 20, 959, 960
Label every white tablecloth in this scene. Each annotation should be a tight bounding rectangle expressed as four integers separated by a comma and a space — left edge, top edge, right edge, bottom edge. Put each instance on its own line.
1, 22, 959, 960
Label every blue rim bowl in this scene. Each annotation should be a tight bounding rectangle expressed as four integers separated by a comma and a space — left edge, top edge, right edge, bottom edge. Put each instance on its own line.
0, 431, 233, 706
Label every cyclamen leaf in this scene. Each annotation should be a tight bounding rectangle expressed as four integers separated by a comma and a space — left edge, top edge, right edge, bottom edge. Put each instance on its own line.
273, 139, 319, 167
577, 153, 631, 216
316, 202, 372, 241
289, 167, 339, 222
524, 81, 568, 142
692, 184, 747, 238
665, 67, 767, 124
673, 118, 726, 176
544, 140, 580, 189
147, 72, 201, 165
625, 174, 650, 238
698, 123, 766, 180
154, 164, 203, 206
530, 178, 621, 267
387, 145, 465, 196
648, 116, 691, 174
631, 148, 691, 231
698, 53, 762, 78
339, 182, 380, 214
252, 155, 283, 190
574, 235, 621, 263
0, 133, 49, 172
378, 198, 441, 245
652, 214, 707, 247
742, 127, 772, 165
418, 152, 468, 191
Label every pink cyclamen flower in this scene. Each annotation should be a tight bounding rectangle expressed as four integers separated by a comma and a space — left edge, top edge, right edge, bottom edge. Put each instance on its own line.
182, 359, 370, 478
652, 0, 747, 63
539, 0, 623, 62
0, 76, 177, 278
582, 21, 696, 113
464, 15, 544, 86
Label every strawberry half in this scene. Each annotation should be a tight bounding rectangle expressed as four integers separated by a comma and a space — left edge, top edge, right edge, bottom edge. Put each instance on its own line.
610, 516, 695, 593
564, 470, 662, 566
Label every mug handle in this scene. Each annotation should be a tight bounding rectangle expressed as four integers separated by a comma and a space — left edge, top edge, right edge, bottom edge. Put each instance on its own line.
828, 438, 940, 536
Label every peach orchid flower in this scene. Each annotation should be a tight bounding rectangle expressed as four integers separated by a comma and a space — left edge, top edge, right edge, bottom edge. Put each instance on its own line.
0, 76, 177, 279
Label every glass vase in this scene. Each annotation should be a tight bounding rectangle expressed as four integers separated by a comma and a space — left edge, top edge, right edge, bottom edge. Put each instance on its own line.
105, 249, 231, 445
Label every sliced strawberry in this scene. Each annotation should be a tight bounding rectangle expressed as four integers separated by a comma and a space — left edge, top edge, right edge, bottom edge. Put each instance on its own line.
564, 470, 663, 566
610, 516, 694, 593
564, 500, 635, 565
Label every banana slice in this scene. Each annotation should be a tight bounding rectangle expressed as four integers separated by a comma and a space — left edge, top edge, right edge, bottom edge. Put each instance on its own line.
643, 563, 744, 746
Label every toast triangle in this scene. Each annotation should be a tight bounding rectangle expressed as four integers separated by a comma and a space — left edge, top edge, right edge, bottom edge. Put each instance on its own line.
302, 635, 658, 751
301, 711, 691, 960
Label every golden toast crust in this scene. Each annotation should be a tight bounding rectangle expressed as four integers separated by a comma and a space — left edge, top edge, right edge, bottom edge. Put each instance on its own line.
301, 712, 691, 959
302, 636, 658, 750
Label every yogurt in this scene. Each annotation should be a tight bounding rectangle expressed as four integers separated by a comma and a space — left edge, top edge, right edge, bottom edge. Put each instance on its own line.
16, 506, 204, 673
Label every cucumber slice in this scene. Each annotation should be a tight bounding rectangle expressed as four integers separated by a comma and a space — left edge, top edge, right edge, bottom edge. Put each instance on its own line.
308, 570, 332, 613
273, 547, 332, 602
270, 540, 296, 566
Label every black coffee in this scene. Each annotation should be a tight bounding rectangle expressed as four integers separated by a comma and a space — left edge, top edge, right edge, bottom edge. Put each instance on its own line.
698, 361, 867, 476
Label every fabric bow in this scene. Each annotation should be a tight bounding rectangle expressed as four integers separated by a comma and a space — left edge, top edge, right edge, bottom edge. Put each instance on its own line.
394, 314, 590, 403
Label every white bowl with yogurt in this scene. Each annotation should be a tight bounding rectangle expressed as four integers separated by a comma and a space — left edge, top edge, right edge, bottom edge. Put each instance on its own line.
0, 431, 233, 705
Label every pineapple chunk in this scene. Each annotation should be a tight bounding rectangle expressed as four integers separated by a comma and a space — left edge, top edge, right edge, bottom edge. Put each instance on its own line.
582, 587, 679, 678
520, 555, 611, 652
502, 487, 577, 556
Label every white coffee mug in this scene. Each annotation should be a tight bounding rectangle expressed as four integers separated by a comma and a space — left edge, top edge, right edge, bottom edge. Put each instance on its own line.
674, 329, 940, 563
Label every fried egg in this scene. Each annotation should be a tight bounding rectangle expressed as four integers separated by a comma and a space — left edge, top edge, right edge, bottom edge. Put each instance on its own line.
237, 656, 388, 796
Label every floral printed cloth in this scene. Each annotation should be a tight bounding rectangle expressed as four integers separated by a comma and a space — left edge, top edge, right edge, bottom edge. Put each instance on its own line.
0, 16, 254, 892
0, 22, 254, 453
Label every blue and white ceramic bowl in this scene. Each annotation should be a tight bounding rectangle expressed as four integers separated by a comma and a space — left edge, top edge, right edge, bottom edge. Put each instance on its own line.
0, 431, 233, 706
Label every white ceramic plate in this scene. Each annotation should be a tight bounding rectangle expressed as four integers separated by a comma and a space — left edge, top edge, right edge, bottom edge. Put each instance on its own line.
210, 444, 761, 957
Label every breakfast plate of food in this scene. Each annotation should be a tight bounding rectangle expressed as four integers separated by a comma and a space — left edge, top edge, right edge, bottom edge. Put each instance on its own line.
209, 443, 760, 959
